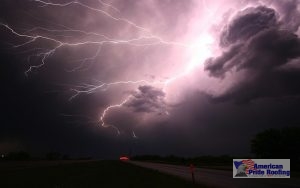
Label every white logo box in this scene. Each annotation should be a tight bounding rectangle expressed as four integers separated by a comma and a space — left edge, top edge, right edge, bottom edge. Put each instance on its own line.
233, 159, 290, 178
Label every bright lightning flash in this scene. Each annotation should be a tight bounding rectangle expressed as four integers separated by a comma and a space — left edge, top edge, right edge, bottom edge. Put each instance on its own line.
0, 0, 215, 137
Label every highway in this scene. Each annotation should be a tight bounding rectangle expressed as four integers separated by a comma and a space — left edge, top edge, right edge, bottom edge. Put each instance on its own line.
130, 161, 300, 188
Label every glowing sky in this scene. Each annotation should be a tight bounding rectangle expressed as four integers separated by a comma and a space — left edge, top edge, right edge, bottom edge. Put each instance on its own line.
1, 0, 300, 158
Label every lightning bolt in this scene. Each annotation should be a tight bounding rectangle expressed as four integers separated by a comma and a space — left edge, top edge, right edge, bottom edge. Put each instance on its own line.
0, 23, 187, 76
99, 96, 131, 135
98, 0, 121, 13
0, 0, 212, 137
33, 0, 150, 33
132, 131, 138, 139
69, 80, 163, 101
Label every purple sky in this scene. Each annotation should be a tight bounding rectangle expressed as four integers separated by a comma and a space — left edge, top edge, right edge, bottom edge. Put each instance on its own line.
1, 0, 300, 158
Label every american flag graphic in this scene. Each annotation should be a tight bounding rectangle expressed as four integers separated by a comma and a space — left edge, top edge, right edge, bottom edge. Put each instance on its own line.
242, 159, 255, 174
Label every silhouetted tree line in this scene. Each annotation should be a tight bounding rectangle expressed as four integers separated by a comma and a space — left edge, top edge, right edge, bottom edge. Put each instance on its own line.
3, 151, 31, 161
131, 154, 239, 166
251, 127, 300, 170
133, 127, 300, 170
0, 151, 91, 161
45, 152, 73, 160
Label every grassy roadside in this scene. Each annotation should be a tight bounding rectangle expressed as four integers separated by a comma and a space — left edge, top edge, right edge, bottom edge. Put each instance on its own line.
0, 160, 204, 188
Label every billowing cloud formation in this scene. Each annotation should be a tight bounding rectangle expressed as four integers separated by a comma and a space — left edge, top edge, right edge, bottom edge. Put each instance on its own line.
273, 0, 300, 32
219, 6, 278, 47
125, 85, 166, 114
205, 5, 300, 103
1, 0, 300, 158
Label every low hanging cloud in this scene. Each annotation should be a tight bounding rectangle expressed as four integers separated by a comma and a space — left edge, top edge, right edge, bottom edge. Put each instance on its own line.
125, 85, 167, 114
204, 5, 300, 103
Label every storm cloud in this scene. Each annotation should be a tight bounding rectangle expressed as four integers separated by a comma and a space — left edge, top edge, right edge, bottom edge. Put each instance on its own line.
1, 0, 300, 158
205, 5, 300, 102
125, 85, 166, 114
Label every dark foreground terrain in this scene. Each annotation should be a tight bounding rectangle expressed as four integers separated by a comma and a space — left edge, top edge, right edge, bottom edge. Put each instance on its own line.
131, 161, 300, 188
0, 160, 198, 188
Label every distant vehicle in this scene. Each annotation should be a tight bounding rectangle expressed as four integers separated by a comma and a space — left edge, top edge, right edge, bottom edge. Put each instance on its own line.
119, 155, 129, 161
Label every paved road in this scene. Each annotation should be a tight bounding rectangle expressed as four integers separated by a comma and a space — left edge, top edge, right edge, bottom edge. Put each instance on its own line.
130, 161, 300, 188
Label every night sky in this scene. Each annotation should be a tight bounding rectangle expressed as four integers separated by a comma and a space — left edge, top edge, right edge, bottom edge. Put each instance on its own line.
1, 0, 300, 159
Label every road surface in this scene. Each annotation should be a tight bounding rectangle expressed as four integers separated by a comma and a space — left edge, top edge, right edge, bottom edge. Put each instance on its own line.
130, 161, 300, 188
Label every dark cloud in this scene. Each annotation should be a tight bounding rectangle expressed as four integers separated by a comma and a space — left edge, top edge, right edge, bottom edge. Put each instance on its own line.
273, 0, 300, 32
125, 85, 166, 114
219, 6, 278, 47
204, 43, 243, 78
205, 5, 300, 103
1, 0, 300, 159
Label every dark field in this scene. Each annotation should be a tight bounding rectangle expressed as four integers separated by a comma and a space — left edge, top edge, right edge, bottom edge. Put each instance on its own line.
0, 160, 199, 188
